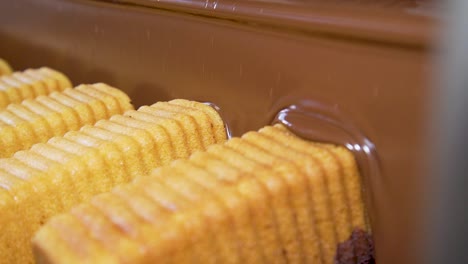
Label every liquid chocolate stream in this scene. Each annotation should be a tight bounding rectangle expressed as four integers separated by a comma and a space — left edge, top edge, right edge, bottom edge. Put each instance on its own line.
272, 100, 380, 230
204, 102, 233, 139
274, 101, 379, 184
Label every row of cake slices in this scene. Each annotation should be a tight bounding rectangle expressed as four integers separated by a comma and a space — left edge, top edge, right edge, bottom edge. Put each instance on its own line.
0, 82, 134, 158
0, 61, 370, 263
0, 66, 71, 109
0, 64, 227, 263
32, 125, 370, 264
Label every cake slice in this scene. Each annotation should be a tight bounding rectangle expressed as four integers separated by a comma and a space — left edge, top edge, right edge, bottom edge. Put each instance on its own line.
0, 67, 71, 109
235, 128, 344, 262
0, 83, 134, 158
188, 152, 266, 263
261, 125, 367, 230
165, 159, 244, 264
0, 99, 226, 263
33, 124, 368, 264
207, 144, 303, 263
0, 59, 12, 76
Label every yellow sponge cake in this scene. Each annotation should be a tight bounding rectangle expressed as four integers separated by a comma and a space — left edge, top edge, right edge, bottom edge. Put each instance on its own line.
0, 99, 226, 263
33, 124, 367, 264
0, 83, 134, 158
0, 59, 12, 76
0, 67, 71, 109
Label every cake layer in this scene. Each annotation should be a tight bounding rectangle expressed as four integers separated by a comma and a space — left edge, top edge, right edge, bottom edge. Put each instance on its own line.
33, 124, 367, 264
0, 99, 226, 263
0, 67, 71, 110
0, 83, 134, 158
0, 59, 12, 76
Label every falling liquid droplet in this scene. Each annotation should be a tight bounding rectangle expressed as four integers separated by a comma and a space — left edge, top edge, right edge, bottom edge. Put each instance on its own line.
146, 30, 151, 40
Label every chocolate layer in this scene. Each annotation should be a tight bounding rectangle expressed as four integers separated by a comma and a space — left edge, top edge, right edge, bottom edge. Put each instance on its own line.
335, 228, 375, 264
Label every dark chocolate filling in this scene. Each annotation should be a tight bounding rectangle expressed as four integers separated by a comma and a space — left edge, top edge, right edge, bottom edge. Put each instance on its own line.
335, 228, 375, 264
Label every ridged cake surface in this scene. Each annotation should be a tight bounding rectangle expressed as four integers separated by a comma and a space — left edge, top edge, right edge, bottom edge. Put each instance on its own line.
0, 67, 71, 109
0, 83, 134, 158
0, 99, 226, 263
33, 124, 367, 264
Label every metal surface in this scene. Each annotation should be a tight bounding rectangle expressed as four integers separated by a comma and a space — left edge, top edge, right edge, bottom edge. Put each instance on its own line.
427, 0, 468, 263
0, 0, 435, 263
